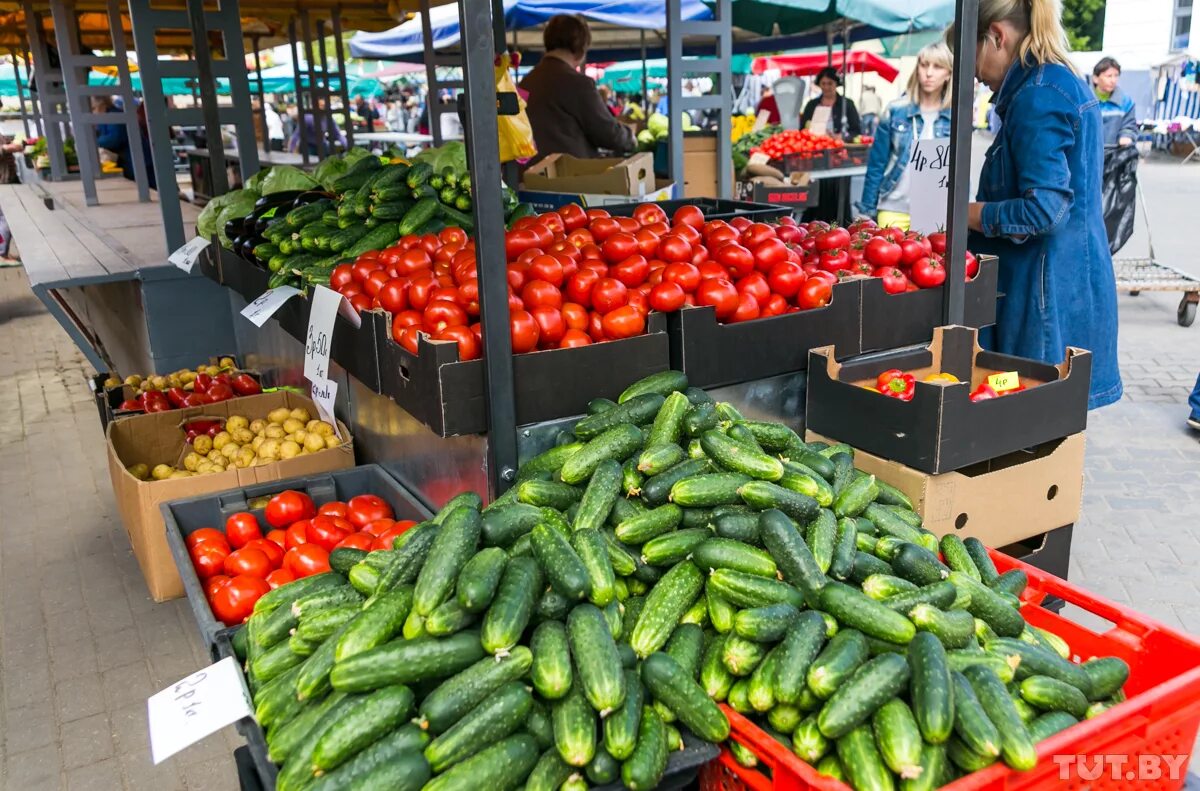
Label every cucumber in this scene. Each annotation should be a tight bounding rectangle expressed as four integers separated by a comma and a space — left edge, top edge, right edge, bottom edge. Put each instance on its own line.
604, 669, 644, 760
586, 748, 621, 785
421, 734, 539, 791
891, 543, 951, 586
568, 603, 626, 715
863, 503, 929, 546
818, 581, 916, 645
312, 684, 414, 772
808, 629, 870, 699
829, 452, 855, 496
991, 569, 1029, 598
963, 537, 1000, 584
712, 511, 760, 545
306, 724, 428, 789
552, 684, 596, 767
413, 506, 481, 617
735, 603, 800, 643
747, 643, 781, 711
1081, 657, 1129, 701
758, 509, 827, 605
640, 457, 712, 507
701, 429, 784, 481
873, 479, 913, 509
962, 663, 1037, 771
347, 563, 379, 596
863, 574, 919, 600
321, 750, 429, 791
587, 397, 618, 415
516, 479, 582, 510
671, 472, 753, 507
683, 402, 719, 437
700, 634, 735, 700
909, 631, 954, 743
1029, 710, 1079, 742
629, 561, 704, 658
950, 670, 1001, 757
517, 443, 585, 483
879, 581, 959, 614
251, 639, 304, 684
375, 522, 439, 594
708, 568, 805, 610
640, 528, 710, 567
616, 503, 682, 544
425, 599, 477, 637
273, 692, 358, 791
293, 620, 353, 702
574, 393, 664, 440
621, 707, 669, 791
618, 371, 688, 404
739, 481, 820, 523
806, 509, 838, 574
424, 680, 532, 772
837, 724, 895, 791
602, 531, 638, 577
873, 698, 923, 779
910, 604, 976, 649
817, 652, 910, 738
645, 390, 691, 448
637, 443, 686, 478
454, 548, 507, 614
480, 504, 540, 548
725, 422, 762, 450
829, 517, 858, 580
621, 458, 646, 497
905, 743, 949, 791
727, 679, 752, 712
664, 623, 705, 681
952, 574, 1026, 638
947, 735, 997, 772
1020, 674, 1089, 718
793, 714, 831, 763
329, 547, 368, 575
767, 703, 803, 735
691, 534, 776, 573
946, 650, 1018, 683
417, 647, 533, 733
530, 523, 590, 601
572, 529, 617, 606
573, 457, 623, 533
330, 631, 485, 692
642, 652, 730, 741
480, 557, 542, 655
940, 535, 981, 580
525, 748, 575, 791
773, 611, 829, 704
722, 634, 767, 676
779, 462, 835, 507
266, 690, 346, 764
832, 474, 878, 518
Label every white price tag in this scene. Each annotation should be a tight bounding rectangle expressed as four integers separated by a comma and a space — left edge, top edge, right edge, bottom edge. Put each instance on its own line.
310, 376, 341, 438
748, 152, 771, 166
169, 236, 211, 273
304, 285, 347, 384
147, 657, 252, 765
240, 286, 301, 328
907, 139, 951, 235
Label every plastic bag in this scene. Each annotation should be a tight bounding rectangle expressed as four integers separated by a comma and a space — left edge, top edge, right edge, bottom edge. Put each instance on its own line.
496, 53, 536, 163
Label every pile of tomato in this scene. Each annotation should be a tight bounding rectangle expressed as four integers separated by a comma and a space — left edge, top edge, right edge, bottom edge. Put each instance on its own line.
117, 371, 262, 413
330, 204, 979, 364
752, 129, 845, 161
186, 489, 415, 626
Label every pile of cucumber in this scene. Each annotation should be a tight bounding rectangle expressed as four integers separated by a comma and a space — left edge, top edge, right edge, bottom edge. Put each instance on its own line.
231, 370, 1130, 791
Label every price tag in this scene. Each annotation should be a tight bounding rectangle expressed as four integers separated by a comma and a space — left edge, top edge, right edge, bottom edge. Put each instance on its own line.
907, 138, 951, 234
240, 286, 301, 328
147, 656, 252, 765
304, 285, 348, 384
987, 371, 1021, 393
748, 152, 771, 166
168, 236, 211, 273
310, 376, 341, 438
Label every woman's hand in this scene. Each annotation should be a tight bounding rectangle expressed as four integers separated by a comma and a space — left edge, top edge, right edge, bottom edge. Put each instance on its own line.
968, 202, 985, 232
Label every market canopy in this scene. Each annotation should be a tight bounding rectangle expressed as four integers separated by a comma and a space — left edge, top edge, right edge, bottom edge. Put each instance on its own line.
728, 0, 955, 38
752, 49, 899, 81
597, 55, 755, 90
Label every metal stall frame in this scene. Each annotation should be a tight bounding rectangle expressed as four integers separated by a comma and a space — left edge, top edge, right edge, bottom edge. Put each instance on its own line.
22, 0, 68, 180
419, 0, 463, 147
8, 47, 40, 138
942, 0, 977, 325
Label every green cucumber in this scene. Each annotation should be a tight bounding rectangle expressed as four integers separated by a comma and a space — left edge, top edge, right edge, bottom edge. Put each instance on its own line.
587, 397, 618, 415
293, 621, 352, 702
946, 650, 1018, 683
817, 652, 910, 738
910, 604, 976, 649
940, 535, 981, 580
706, 587, 737, 634
722, 634, 767, 676
517, 443, 584, 483
637, 443, 686, 477
793, 714, 831, 763
571, 529, 617, 606
1020, 675, 1089, 718
604, 669, 644, 760
254, 600, 301, 649
863, 503, 930, 546
374, 522, 438, 594
425, 599, 477, 637
773, 611, 829, 704
455, 547, 507, 613
739, 481, 820, 523
552, 684, 596, 767
481, 556, 542, 655
413, 506, 481, 617
708, 568, 806, 610
295, 604, 359, 643
808, 629, 870, 699
836, 724, 895, 791
574, 393, 664, 440
615, 503, 682, 544
645, 391, 691, 448
421, 734, 539, 791
573, 458, 623, 533
806, 509, 838, 573
712, 512, 760, 545
779, 462, 834, 507
952, 574, 1026, 638
950, 670, 1001, 758
330, 631, 485, 692
640, 528, 710, 567
516, 479, 582, 510
1028, 710, 1079, 742
618, 371, 688, 404
830, 453, 855, 496
480, 503, 540, 548
829, 517, 858, 580
629, 561, 704, 658
622, 458, 646, 496
250, 639, 304, 684
832, 474, 878, 518
417, 647, 533, 734
266, 691, 346, 765
683, 402, 719, 437
768, 703, 803, 734
879, 581, 959, 614
947, 735, 998, 772
567, 603, 626, 715
424, 681, 532, 772
734, 603, 800, 643
991, 569, 1029, 598
311, 684, 414, 772
905, 743, 949, 791
818, 581, 916, 645
962, 663, 1037, 771
873, 479, 913, 509
700, 634, 735, 700
747, 643, 781, 711
1081, 657, 1129, 701
642, 651, 729, 741
758, 509, 827, 605
586, 748, 621, 785
963, 538, 1001, 584
863, 574, 919, 600
602, 530, 638, 576
620, 706, 669, 791
329, 547, 368, 575
692, 537, 777, 578
273, 692, 358, 791
526, 749, 574, 791
671, 472, 752, 507
701, 429, 784, 481
873, 698, 923, 779
909, 631, 954, 744
891, 543, 951, 586
528, 524, 589, 602
727, 679, 752, 712
640, 457, 712, 507
334, 586, 411, 662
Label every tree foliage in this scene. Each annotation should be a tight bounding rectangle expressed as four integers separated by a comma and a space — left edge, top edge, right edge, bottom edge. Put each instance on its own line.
1063, 0, 1106, 51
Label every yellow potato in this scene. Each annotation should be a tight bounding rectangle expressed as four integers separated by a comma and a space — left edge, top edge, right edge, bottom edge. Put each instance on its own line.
195, 461, 215, 474
180, 371, 197, 384
204, 365, 220, 376
257, 439, 281, 461
280, 440, 302, 460
226, 415, 249, 432
151, 464, 174, 480
249, 419, 267, 434
220, 442, 241, 459
103, 376, 121, 388
124, 374, 142, 387
232, 428, 254, 445
268, 407, 291, 425
166, 374, 182, 389
289, 408, 311, 423
265, 425, 286, 439
212, 431, 233, 450
293, 428, 308, 444
251, 435, 265, 452
150, 375, 167, 390
311, 421, 335, 438
219, 356, 236, 369
168, 470, 195, 479
127, 463, 150, 480
206, 449, 225, 463
236, 447, 256, 469
182, 452, 201, 472
303, 433, 326, 453
305, 419, 323, 432
280, 418, 302, 435
324, 434, 341, 449
192, 435, 213, 455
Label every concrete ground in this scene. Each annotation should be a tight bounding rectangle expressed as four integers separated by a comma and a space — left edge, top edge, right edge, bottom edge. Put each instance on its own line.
0, 157, 1197, 789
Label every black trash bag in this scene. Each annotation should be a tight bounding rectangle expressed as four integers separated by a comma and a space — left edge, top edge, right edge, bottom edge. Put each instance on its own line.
1102, 145, 1139, 255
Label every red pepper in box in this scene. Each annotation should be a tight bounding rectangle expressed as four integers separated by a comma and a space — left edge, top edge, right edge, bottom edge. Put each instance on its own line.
876, 369, 916, 401
970, 383, 1000, 402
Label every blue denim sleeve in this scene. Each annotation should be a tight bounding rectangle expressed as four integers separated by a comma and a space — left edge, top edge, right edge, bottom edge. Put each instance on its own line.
856, 108, 892, 217
981, 87, 1075, 240
1120, 101, 1138, 142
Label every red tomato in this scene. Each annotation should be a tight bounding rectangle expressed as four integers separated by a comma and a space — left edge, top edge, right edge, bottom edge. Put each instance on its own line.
285, 520, 311, 550
330, 264, 354, 289
204, 575, 231, 599
633, 203, 668, 225
565, 269, 600, 307
557, 203, 588, 230
965, 251, 980, 280
649, 281, 686, 312
730, 292, 762, 323
334, 533, 375, 552
633, 229, 661, 258
626, 289, 649, 315
767, 261, 806, 299
434, 325, 481, 361
697, 260, 727, 281
611, 255, 650, 288
579, 244, 605, 262
736, 272, 771, 307
657, 235, 693, 263
662, 262, 701, 292
243, 538, 284, 569
391, 310, 423, 343
528, 255, 565, 287
422, 299, 469, 334
695, 278, 740, 320
874, 266, 910, 294
673, 224, 702, 246
729, 216, 752, 231
601, 232, 638, 264
186, 527, 229, 552
762, 293, 789, 317
265, 490, 316, 529
265, 529, 287, 549
565, 228, 594, 249
521, 280, 564, 310
223, 547, 271, 578
814, 227, 851, 252
714, 242, 755, 278
345, 494, 393, 529
864, 237, 902, 269
899, 236, 932, 266
819, 248, 852, 273
505, 228, 541, 261
284, 544, 332, 578
559, 329, 593, 348
590, 278, 629, 314
306, 515, 352, 552
562, 302, 589, 331
602, 305, 646, 339
752, 239, 790, 273
191, 541, 230, 580
510, 310, 541, 353
530, 306, 567, 347
361, 269, 389, 298
807, 269, 839, 286
588, 310, 606, 342
429, 286, 462, 305
265, 568, 296, 590
318, 501, 348, 518
349, 294, 372, 314
588, 217, 621, 242
739, 223, 776, 249
351, 258, 382, 284
360, 518, 394, 537
407, 275, 438, 312
796, 277, 833, 309
909, 257, 947, 288
670, 205, 704, 230
211, 575, 271, 626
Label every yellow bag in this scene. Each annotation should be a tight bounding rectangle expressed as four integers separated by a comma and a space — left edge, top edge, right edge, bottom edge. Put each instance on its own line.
496, 53, 536, 163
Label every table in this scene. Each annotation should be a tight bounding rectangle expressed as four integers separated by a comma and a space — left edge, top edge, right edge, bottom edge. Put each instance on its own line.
0, 178, 237, 374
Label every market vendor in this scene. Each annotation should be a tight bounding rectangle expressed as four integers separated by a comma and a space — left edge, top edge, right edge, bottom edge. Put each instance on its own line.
519, 14, 635, 159
857, 42, 954, 228
1092, 56, 1138, 147
800, 67, 861, 139
956, 0, 1122, 409
92, 96, 134, 181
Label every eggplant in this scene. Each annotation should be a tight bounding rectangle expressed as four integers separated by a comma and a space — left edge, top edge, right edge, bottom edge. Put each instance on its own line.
254, 190, 304, 211
292, 190, 335, 208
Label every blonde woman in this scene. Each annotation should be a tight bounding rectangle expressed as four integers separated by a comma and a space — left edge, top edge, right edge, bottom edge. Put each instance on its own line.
954, 0, 1121, 410
856, 42, 953, 228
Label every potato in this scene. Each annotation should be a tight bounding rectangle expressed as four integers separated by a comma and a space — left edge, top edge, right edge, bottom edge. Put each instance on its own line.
220, 442, 241, 460
195, 461, 215, 474
232, 428, 254, 445
150, 375, 167, 390
192, 435, 213, 455
168, 470, 195, 479
279, 418, 302, 435
249, 419, 267, 434
204, 365, 220, 376
206, 449, 225, 463
103, 376, 121, 388
257, 439, 281, 461
305, 419, 323, 432
212, 431, 233, 450
280, 440, 302, 460
268, 407, 291, 425
126, 463, 150, 480
180, 371, 197, 385
219, 356, 236, 369
324, 434, 341, 449
167, 374, 182, 389
124, 374, 142, 387
182, 452, 202, 472
289, 408, 311, 423
151, 464, 174, 480
265, 425, 286, 440
236, 447, 256, 469
311, 421, 335, 438
251, 435, 265, 452
226, 415, 249, 432
303, 433, 326, 453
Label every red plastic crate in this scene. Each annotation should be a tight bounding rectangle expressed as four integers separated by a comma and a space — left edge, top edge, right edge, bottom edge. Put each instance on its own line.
700, 549, 1200, 791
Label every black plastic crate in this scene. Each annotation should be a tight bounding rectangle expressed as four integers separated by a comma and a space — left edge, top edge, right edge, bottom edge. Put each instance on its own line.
89, 353, 250, 431
600, 197, 791, 223
162, 464, 434, 652
215, 634, 277, 791
998, 524, 1072, 614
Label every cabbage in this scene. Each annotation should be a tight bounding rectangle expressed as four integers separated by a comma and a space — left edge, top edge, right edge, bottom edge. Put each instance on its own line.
259, 165, 319, 195
312, 148, 374, 192
647, 113, 669, 135
197, 188, 259, 248
244, 167, 270, 193
413, 141, 467, 177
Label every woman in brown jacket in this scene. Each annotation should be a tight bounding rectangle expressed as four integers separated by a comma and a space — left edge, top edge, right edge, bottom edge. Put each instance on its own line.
519, 14, 635, 159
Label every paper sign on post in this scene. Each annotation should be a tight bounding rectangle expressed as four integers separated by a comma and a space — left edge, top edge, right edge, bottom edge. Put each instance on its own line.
304, 285, 348, 384
987, 371, 1021, 392
147, 656, 253, 765
907, 139, 951, 235
748, 152, 771, 166
310, 376, 341, 438
169, 236, 211, 273
240, 286, 301, 327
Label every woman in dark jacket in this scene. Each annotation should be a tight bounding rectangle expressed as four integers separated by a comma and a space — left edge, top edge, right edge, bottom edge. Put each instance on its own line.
800, 67, 861, 139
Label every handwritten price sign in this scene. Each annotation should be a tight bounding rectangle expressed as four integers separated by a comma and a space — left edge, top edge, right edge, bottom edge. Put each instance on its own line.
240, 286, 301, 327
304, 286, 348, 384
147, 657, 252, 764
908, 139, 951, 235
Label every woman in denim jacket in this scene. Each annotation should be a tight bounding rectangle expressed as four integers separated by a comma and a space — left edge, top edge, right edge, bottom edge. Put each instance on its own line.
955, 0, 1122, 409
856, 43, 954, 229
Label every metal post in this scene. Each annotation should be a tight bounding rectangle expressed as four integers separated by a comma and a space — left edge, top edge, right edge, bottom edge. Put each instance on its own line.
24, 1, 67, 180
331, 8, 354, 148
458, 0, 518, 496
641, 30, 648, 113
666, 0, 683, 192
666, 0, 733, 198
186, 0, 227, 195
299, 9, 326, 160
420, 0, 443, 146
287, 16, 309, 165
252, 37, 269, 157
106, 0, 150, 200
715, 0, 732, 199
11, 49, 32, 138
49, 0, 101, 205
943, 0, 978, 325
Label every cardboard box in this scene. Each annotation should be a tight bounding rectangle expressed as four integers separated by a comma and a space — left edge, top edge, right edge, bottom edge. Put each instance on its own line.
107, 391, 354, 601
517, 181, 676, 214
807, 430, 1085, 547
522, 152, 658, 196
806, 325, 1091, 473
679, 133, 735, 198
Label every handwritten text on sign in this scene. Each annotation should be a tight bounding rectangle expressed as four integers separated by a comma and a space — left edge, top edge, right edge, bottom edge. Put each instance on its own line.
147, 657, 253, 764
240, 286, 301, 328
310, 376, 341, 438
304, 285, 349, 384
169, 236, 211, 273
907, 139, 951, 235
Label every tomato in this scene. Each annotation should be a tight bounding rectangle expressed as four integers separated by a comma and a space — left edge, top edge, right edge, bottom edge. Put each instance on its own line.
429, 286, 462, 305
648, 281, 686, 312
580, 243, 605, 262
283, 544, 332, 578
705, 225, 739, 249
565, 228, 594, 249
909, 257, 947, 288
342, 494, 392, 529
318, 504, 346, 519
588, 217, 621, 242
285, 520, 311, 550
714, 242, 755, 278
333, 533, 374, 552
264, 568, 296, 590
964, 251, 980, 280
730, 292, 761, 323
556, 202, 588, 230
597, 232, 634, 264
671, 204, 705, 229
874, 266, 910, 294
739, 223, 776, 249
360, 518, 394, 538
505, 228, 541, 261
528, 255, 565, 287
559, 329, 593, 348
695, 260, 725, 281
521, 279, 563, 310
761, 293, 789, 317
602, 305, 646, 339
265, 490, 316, 529
243, 538, 284, 569
223, 547, 271, 578
735, 272, 772, 307
407, 274, 438, 312
626, 289, 649, 315
633, 230, 660, 258
662, 262, 701, 292
588, 310, 606, 342
766, 261, 806, 299
351, 258, 382, 284
864, 237, 902, 269
562, 302, 589, 330
349, 294, 371, 313
458, 280, 480, 316
422, 299, 469, 335
775, 225, 803, 245
899, 236, 932, 266
216, 514, 259, 554
211, 574, 271, 626
398, 325, 425, 354
611, 254, 650, 288
265, 529, 287, 549
590, 278, 629, 314
190, 541, 230, 580
186, 527, 229, 552
510, 310, 540, 353
330, 263, 354, 290
695, 278, 739, 320
657, 235, 693, 263
819, 248, 852, 273
205, 575, 231, 599
434, 325, 481, 361
796, 277, 833, 310
814, 227, 851, 252
729, 216, 752, 231
523, 306, 561, 347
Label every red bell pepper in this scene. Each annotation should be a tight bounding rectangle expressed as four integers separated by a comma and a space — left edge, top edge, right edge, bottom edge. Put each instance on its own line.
194, 373, 213, 394
969, 384, 1000, 402
876, 369, 916, 401
231, 373, 262, 396
165, 387, 189, 408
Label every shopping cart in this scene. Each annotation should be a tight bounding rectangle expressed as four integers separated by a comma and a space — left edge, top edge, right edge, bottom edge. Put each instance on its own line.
1113, 180, 1200, 327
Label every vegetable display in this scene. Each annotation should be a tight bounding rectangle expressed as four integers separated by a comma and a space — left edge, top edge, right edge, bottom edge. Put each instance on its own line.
753, 129, 845, 163
862, 367, 1034, 403
103, 358, 263, 413
226, 370, 1128, 791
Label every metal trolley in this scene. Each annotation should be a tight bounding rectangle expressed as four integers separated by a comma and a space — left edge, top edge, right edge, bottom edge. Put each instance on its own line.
1114, 182, 1200, 327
